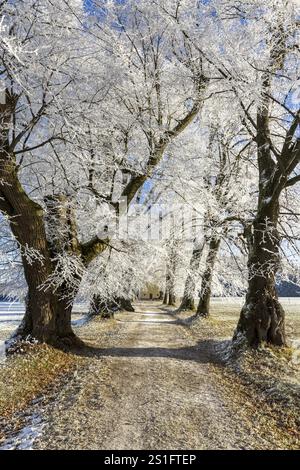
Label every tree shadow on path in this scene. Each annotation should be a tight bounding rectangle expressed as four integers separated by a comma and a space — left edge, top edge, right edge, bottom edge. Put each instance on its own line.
74, 338, 230, 366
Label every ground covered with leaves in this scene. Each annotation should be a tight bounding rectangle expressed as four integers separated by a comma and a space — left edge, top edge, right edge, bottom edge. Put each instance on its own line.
0, 344, 77, 443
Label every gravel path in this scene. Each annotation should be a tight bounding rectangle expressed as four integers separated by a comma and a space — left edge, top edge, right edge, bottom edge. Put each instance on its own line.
7, 301, 289, 450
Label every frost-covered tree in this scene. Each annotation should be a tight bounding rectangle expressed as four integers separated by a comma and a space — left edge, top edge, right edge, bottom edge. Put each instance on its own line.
0, 0, 211, 346
0, 0, 96, 345
217, 0, 300, 347
167, 0, 300, 345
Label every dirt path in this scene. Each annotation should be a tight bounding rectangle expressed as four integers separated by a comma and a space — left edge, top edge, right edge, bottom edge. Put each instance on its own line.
2, 301, 296, 450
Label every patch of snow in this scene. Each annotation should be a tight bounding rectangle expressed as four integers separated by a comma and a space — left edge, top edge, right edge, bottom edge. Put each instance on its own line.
262, 197, 272, 204
71, 315, 90, 327
291, 339, 300, 365
0, 340, 6, 364
0, 413, 44, 450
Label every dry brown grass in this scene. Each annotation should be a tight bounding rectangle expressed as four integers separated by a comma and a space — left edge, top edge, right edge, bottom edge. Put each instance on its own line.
176, 300, 300, 447
0, 344, 78, 441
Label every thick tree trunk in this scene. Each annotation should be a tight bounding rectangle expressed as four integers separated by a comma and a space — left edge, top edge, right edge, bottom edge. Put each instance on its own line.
168, 271, 176, 306
196, 237, 221, 317
166, 247, 177, 307
163, 266, 170, 304
168, 292, 176, 306
2, 186, 80, 346
17, 263, 55, 343
89, 295, 135, 318
6, 195, 58, 343
179, 239, 206, 311
16, 267, 82, 347
116, 297, 135, 312
179, 294, 195, 311
53, 286, 84, 347
234, 201, 286, 347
